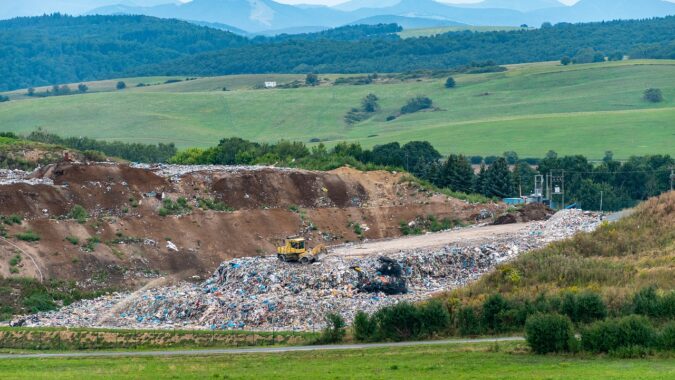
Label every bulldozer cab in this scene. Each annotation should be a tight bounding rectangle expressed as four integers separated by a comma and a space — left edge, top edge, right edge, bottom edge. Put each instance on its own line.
288, 238, 305, 251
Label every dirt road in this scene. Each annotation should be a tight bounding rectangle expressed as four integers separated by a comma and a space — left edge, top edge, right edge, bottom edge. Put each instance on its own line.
0, 337, 525, 359
330, 222, 533, 257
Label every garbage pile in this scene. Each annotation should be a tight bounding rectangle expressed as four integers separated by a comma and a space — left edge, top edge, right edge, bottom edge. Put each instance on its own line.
130, 163, 298, 181
21, 210, 600, 331
0, 169, 54, 186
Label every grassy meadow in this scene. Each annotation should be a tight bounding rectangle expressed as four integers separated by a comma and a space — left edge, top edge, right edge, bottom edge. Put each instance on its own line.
0, 60, 673, 159
1, 341, 673, 379
398, 25, 529, 38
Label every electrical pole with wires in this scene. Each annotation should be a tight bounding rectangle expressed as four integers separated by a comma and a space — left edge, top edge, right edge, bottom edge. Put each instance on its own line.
670, 166, 674, 192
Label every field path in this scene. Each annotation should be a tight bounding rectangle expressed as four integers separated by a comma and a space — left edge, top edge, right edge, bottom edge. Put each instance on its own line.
0, 337, 524, 359
330, 222, 533, 257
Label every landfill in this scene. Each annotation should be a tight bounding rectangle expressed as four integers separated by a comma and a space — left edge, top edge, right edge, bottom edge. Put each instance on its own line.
20, 210, 601, 331
0, 169, 54, 186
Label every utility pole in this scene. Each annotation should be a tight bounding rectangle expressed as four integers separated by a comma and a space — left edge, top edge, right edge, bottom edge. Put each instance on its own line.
670, 166, 674, 192
600, 191, 603, 214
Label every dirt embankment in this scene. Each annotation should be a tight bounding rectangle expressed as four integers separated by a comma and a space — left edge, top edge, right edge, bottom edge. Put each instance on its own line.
0, 163, 503, 289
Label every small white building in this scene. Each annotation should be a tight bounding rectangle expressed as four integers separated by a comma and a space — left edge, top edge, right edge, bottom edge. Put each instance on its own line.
264, 81, 277, 88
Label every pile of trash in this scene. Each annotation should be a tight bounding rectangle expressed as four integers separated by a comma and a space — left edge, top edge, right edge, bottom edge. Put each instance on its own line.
130, 163, 298, 181
0, 169, 54, 186
20, 210, 600, 331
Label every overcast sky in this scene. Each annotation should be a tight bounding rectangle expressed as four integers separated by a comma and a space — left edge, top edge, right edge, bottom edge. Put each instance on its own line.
276, 1, 582, 5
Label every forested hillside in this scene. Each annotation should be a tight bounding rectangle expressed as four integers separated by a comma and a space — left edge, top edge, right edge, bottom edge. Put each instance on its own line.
1, 15, 674, 90
143, 17, 675, 76
0, 14, 247, 91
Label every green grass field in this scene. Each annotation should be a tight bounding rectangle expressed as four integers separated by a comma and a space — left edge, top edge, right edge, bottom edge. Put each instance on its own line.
0, 60, 673, 159
398, 25, 529, 38
0, 342, 673, 379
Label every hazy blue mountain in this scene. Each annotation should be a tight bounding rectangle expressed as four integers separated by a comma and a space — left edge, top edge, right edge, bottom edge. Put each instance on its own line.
89, 0, 356, 32
530, 0, 675, 24
466, 0, 564, 12
349, 15, 465, 29
350, 0, 528, 26
80, 0, 675, 33
0, 0, 174, 20
334, 0, 401, 12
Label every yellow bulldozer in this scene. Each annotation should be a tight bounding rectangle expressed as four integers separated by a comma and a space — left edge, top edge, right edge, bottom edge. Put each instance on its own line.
276, 237, 326, 264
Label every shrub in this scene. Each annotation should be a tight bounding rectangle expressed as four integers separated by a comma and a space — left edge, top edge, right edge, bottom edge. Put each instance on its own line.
458, 306, 481, 336
643, 88, 663, 103
197, 198, 233, 212
582, 315, 656, 353
65, 236, 80, 245
116, 81, 126, 90
659, 322, 675, 350
353, 311, 377, 342
418, 300, 451, 336
159, 197, 192, 216
482, 294, 510, 333
445, 77, 456, 88
317, 313, 346, 344
562, 291, 607, 324
400, 96, 433, 114
15, 230, 40, 242
83, 150, 106, 162
374, 302, 422, 341
525, 313, 575, 354
68, 205, 89, 224
23, 292, 56, 313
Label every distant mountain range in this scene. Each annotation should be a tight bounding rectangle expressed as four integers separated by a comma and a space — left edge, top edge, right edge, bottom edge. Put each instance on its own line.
2, 0, 675, 34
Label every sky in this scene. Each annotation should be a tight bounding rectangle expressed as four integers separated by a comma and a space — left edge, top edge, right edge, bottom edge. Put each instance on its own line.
276, 1, 581, 5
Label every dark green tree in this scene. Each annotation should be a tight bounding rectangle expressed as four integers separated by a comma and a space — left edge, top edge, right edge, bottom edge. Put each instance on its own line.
116, 81, 126, 90
440, 154, 474, 193
561, 55, 571, 65
644, 88, 663, 103
361, 93, 379, 113
305, 73, 319, 86
485, 158, 514, 198
77, 83, 88, 93
444, 77, 456, 88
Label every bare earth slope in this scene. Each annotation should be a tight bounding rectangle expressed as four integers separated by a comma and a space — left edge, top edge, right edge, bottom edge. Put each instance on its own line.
0, 162, 502, 288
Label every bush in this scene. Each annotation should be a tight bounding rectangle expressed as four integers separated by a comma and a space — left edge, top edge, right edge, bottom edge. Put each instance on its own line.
525, 313, 575, 354
159, 197, 192, 216
374, 302, 422, 341
353, 311, 377, 342
83, 150, 106, 162
458, 306, 481, 336
65, 236, 80, 245
582, 315, 656, 353
445, 77, 456, 88
15, 230, 40, 242
317, 313, 346, 344
116, 81, 126, 90
561, 291, 607, 324
23, 292, 56, 313
418, 300, 451, 337
68, 205, 89, 224
400, 96, 433, 114
643, 88, 663, 103
482, 294, 510, 333
659, 322, 675, 350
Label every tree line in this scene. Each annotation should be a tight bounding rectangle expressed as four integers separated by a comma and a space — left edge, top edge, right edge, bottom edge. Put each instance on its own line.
168, 137, 673, 211
1, 14, 674, 90
25, 130, 177, 163
137, 16, 675, 78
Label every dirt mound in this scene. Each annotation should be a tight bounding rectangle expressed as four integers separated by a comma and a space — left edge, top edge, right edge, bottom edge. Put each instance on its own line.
493, 203, 554, 225
0, 163, 503, 289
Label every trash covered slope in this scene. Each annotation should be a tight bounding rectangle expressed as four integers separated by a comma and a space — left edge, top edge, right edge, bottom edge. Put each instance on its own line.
20, 210, 601, 331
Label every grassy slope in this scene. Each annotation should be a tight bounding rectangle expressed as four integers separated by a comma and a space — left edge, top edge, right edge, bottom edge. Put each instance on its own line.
0, 60, 674, 159
451, 191, 675, 308
0, 342, 673, 379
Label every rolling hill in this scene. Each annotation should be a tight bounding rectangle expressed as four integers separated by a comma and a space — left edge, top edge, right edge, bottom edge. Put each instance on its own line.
0, 60, 673, 159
